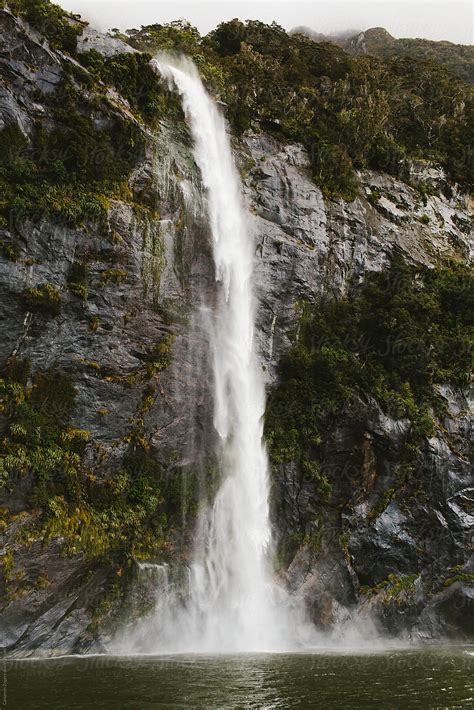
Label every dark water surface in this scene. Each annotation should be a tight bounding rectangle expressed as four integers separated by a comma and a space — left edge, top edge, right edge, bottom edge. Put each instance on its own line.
5, 648, 473, 709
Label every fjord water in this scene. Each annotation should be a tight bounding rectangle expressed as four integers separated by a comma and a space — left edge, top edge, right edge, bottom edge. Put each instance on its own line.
119, 55, 295, 653
7, 649, 474, 709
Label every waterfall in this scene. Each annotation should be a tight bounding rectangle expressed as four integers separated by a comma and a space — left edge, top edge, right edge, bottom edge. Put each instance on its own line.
131, 54, 294, 653
109, 54, 306, 656
100, 56, 396, 659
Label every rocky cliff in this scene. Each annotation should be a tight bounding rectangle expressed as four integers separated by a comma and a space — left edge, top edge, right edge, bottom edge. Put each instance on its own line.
0, 6, 472, 655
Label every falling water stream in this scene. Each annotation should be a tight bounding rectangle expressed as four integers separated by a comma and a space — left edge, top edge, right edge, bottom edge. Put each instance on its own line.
113, 56, 386, 657
136, 54, 294, 653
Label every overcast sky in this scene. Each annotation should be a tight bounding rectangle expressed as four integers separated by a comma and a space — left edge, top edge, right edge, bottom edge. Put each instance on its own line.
56, 0, 473, 44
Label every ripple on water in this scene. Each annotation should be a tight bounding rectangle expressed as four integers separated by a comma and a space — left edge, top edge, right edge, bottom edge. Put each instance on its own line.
4, 647, 474, 710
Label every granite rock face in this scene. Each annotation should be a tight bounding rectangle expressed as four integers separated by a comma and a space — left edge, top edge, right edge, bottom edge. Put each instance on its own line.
0, 12, 472, 654
77, 27, 138, 58
241, 133, 471, 379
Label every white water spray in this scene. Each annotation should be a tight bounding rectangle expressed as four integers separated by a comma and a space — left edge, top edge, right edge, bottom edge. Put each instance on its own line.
137, 54, 296, 653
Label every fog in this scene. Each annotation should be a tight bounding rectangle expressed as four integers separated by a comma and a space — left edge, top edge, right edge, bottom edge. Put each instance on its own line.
56, 0, 472, 45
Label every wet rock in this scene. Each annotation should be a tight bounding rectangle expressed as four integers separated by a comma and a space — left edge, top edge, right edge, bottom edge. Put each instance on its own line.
287, 546, 357, 629
349, 503, 419, 586
417, 580, 474, 640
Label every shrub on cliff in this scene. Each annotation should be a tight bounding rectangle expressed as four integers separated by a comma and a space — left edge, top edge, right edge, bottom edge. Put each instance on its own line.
117, 18, 473, 197
7, 0, 82, 53
266, 257, 473, 464
22, 283, 61, 316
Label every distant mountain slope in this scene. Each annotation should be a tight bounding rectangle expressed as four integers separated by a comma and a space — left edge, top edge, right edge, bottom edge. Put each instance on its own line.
292, 26, 474, 84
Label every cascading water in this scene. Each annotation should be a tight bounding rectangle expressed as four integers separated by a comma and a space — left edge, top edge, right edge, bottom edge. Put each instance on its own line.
123, 54, 294, 654
111, 55, 383, 657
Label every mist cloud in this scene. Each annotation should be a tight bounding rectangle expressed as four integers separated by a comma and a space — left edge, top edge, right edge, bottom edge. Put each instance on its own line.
58, 1, 473, 45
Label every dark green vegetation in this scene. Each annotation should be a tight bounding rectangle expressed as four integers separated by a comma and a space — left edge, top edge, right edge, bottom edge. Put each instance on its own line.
76, 51, 175, 124
295, 27, 474, 85
0, 75, 146, 234
265, 256, 473, 489
343, 28, 474, 85
114, 18, 473, 198
2, 3, 473, 201
0, 354, 178, 577
0, 3, 180, 236
5, 0, 83, 53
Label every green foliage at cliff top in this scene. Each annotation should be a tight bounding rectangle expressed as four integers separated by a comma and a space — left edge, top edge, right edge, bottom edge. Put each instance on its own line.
6, 0, 84, 53
339, 28, 474, 85
2, 3, 473, 198
112, 18, 473, 197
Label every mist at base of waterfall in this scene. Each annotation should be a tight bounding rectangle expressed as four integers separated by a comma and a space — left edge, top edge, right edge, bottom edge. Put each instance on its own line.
110, 561, 408, 656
